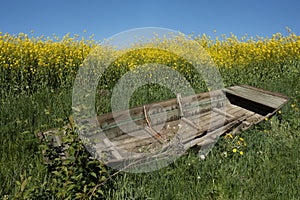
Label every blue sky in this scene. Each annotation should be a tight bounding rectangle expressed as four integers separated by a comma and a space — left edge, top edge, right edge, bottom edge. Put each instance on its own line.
0, 0, 299, 41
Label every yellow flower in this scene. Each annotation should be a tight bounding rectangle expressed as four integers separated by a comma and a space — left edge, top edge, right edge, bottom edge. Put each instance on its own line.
232, 148, 237, 153
225, 133, 233, 139
239, 151, 244, 155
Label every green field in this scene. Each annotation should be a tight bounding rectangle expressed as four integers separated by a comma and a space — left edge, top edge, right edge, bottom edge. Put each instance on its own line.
0, 33, 299, 199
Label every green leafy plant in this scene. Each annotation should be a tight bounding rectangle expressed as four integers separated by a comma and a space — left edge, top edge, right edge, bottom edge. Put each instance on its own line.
39, 125, 110, 199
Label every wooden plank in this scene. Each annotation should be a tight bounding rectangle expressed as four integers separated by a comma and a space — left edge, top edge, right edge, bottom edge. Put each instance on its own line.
111, 127, 164, 151
241, 85, 289, 100
177, 93, 184, 117
188, 105, 232, 126
143, 105, 165, 144
113, 135, 144, 147
112, 129, 150, 142
234, 86, 287, 107
228, 106, 255, 118
224, 86, 287, 109
181, 117, 200, 131
212, 107, 235, 119
181, 114, 241, 144
226, 89, 280, 109
116, 137, 154, 152
225, 86, 285, 108
229, 85, 287, 103
184, 115, 247, 150
97, 89, 225, 125
103, 138, 123, 160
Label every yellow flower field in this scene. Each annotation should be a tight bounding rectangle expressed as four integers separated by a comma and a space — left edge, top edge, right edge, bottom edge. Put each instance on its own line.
0, 31, 299, 94
1, 31, 299, 70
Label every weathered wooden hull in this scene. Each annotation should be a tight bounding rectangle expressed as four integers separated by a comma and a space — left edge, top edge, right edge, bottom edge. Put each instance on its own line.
83, 85, 288, 166
39, 85, 289, 169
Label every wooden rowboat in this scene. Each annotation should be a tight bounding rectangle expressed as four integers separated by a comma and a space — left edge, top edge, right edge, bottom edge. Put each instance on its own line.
39, 85, 288, 170
84, 85, 288, 167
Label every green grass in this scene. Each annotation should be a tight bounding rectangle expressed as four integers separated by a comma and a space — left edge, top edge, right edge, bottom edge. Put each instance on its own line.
1, 61, 299, 199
